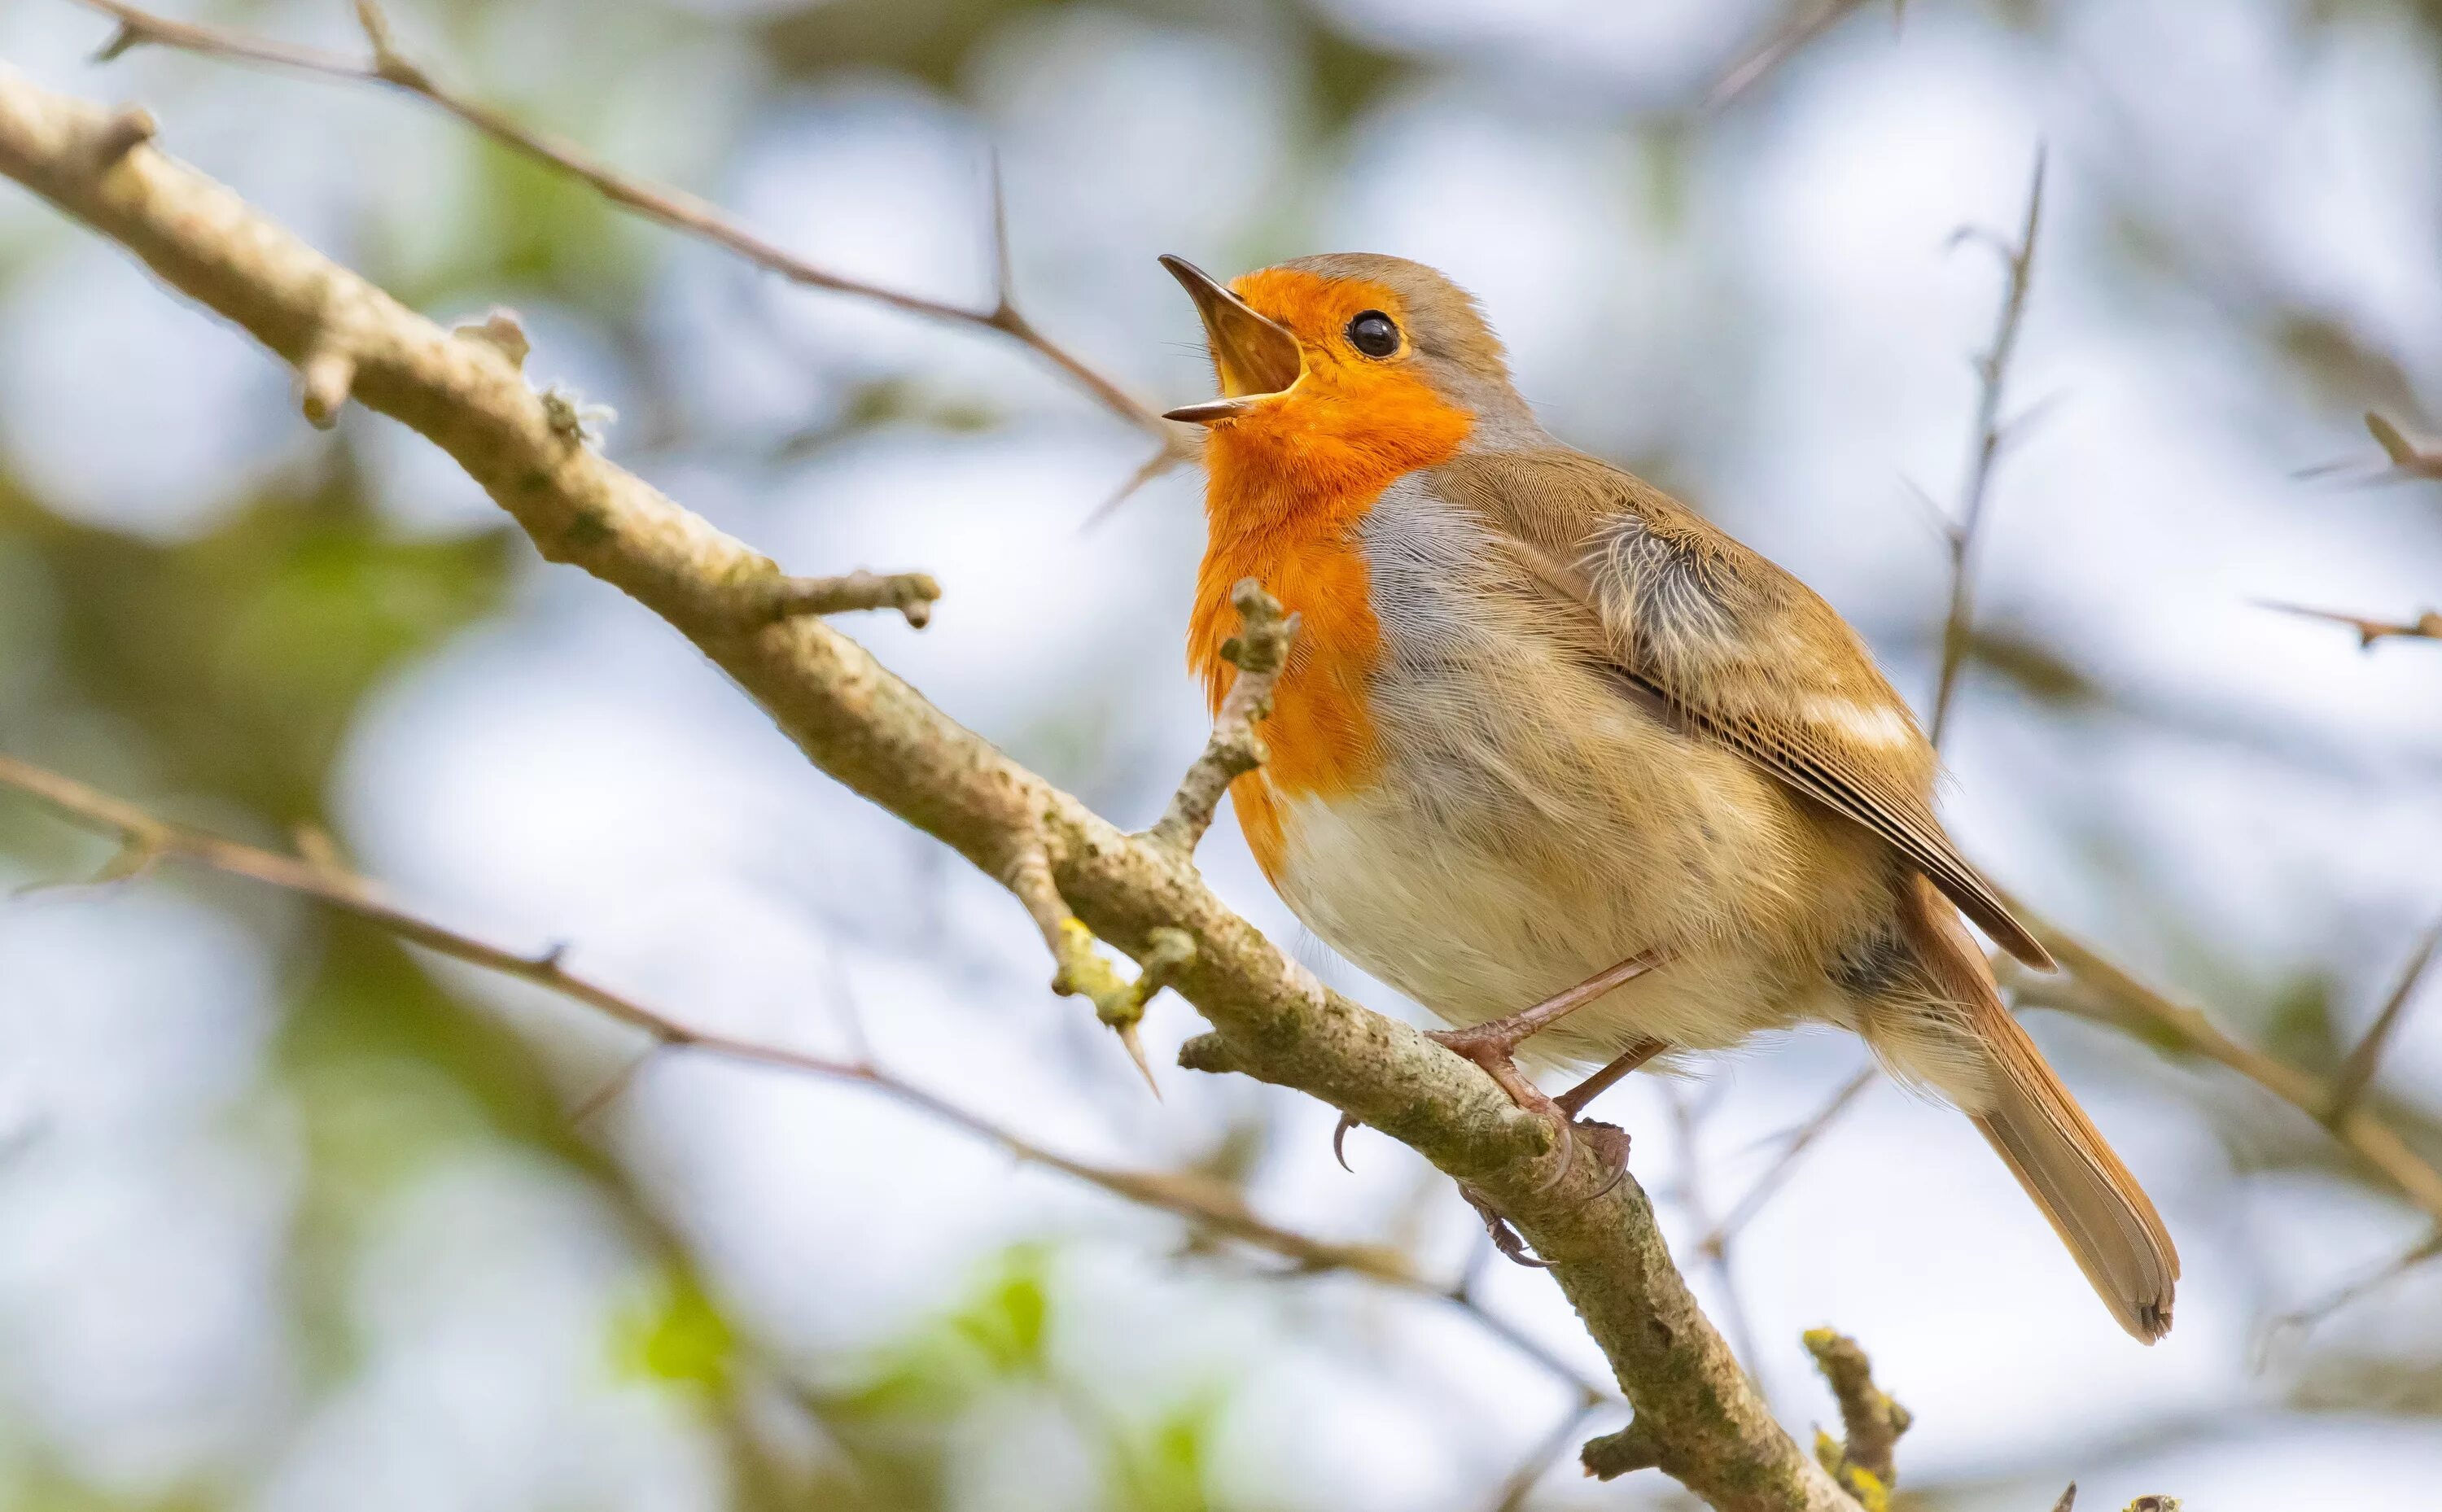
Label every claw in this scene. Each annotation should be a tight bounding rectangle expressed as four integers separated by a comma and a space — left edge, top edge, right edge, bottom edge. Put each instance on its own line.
1332, 1111, 1359, 1172
1460, 1185, 1551, 1269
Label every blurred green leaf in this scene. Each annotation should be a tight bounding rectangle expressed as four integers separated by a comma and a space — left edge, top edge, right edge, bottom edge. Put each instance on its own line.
615, 1269, 741, 1396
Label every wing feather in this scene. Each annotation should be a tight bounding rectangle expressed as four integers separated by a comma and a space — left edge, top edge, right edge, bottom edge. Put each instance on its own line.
1432, 448, 2054, 971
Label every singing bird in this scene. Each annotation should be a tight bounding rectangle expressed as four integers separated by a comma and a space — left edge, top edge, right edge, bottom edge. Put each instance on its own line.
1161, 251, 2177, 1342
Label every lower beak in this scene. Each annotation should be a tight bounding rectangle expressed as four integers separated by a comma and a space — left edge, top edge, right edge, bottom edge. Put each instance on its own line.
1160, 254, 1303, 423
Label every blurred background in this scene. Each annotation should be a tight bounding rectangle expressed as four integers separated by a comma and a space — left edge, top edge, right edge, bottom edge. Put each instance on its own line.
3, 0, 2442, 1506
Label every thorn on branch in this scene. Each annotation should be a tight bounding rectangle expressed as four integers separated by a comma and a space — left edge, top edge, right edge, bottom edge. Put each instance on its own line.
88, 104, 156, 168
298, 341, 357, 429
352, 0, 428, 89
453, 308, 530, 369
1804, 1328, 1909, 1510
1008, 845, 1195, 1096
2299, 410, 2442, 486
1578, 1418, 1665, 1480
12, 832, 162, 898
92, 22, 145, 63
1144, 579, 1297, 857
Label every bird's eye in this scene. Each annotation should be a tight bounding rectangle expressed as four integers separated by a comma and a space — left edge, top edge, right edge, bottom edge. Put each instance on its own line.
1346, 310, 1399, 357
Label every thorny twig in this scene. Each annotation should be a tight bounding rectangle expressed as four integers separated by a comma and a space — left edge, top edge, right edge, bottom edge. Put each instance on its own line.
1932, 146, 2046, 747
72, 0, 1188, 474
1144, 579, 1298, 857
2258, 600, 2442, 650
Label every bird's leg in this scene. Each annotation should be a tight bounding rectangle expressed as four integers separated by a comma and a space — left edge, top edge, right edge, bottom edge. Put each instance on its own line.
1550, 1037, 1667, 1192
1556, 1037, 1667, 1121
1425, 950, 1667, 1192
1328, 954, 1667, 1210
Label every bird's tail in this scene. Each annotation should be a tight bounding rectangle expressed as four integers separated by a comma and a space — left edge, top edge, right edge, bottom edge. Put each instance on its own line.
1898, 878, 2180, 1343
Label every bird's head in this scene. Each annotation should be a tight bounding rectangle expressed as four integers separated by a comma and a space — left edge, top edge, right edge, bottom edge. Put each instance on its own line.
1160, 253, 1524, 473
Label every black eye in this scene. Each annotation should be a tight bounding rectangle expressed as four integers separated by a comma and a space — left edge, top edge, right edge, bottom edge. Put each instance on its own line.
1346, 310, 1399, 357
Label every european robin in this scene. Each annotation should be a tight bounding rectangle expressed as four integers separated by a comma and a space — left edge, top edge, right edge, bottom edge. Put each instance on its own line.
1160, 251, 2177, 1342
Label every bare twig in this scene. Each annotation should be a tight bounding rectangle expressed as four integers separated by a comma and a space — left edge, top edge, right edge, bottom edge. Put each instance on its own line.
71, 0, 1181, 452
1488, 1398, 1604, 1512
1668, 1085, 1766, 1374
0, 70, 1862, 1509
1803, 1329, 1910, 1507
1698, 1067, 1878, 1262
1932, 146, 2046, 747
1144, 579, 1298, 857
2257, 600, 2442, 649
1705, 0, 1893, 110
2266, 1229, 2442, 1339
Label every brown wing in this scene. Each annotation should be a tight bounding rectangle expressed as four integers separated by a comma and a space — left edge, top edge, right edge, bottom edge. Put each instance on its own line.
1431, 448, 2054, 971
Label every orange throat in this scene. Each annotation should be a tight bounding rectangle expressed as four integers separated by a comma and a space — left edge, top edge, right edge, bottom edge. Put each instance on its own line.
1187, 384, 1473, 881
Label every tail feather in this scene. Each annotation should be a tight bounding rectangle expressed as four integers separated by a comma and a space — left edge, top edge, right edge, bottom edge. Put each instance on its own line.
1898, 880, 2180, 1343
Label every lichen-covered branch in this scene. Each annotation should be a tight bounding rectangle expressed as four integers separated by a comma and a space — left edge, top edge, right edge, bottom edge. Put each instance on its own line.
1802, 1330, 1910, 1511
0, 72, 1849, 1510
1144, 577, 1297, 857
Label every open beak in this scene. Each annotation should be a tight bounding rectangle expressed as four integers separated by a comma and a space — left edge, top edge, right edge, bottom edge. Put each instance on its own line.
1159, 254, 1303, 423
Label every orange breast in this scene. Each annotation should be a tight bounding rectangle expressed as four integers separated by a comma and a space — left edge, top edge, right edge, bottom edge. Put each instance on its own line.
1188, 356, 1473, 882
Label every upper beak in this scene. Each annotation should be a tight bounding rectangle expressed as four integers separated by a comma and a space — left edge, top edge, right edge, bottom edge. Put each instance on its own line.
1160, 254, 1303, 423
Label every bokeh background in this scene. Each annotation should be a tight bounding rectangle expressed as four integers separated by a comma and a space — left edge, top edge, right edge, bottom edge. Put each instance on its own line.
4, 0, 2442, 1506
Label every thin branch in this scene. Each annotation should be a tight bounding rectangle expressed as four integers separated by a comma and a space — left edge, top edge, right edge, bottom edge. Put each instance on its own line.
0, 72, 1858, 1510
0, 752, 1401, 1280
1488, 1398, 1605, 1512
2257, 600, 2442, 650
2266, 1229, 2442, 1340
1931, 146, 2046, 748
2000, 917, 2442, 1227
1668, 1084, 1767, 1374
71, 0, 1179, 446
1144, 578, 1298, 857
1705, 0, 1894, 110
1698, 1067, 1878, 1262
2326, 915, 2442, 1125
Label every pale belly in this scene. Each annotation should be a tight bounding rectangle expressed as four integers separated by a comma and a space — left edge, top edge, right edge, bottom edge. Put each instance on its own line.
1258, 689, 1893, 1072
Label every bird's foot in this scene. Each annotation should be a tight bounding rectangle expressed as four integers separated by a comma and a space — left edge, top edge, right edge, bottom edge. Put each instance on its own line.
1426, 1020, 1585, 1191
1457, 1183, 1551, 1269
